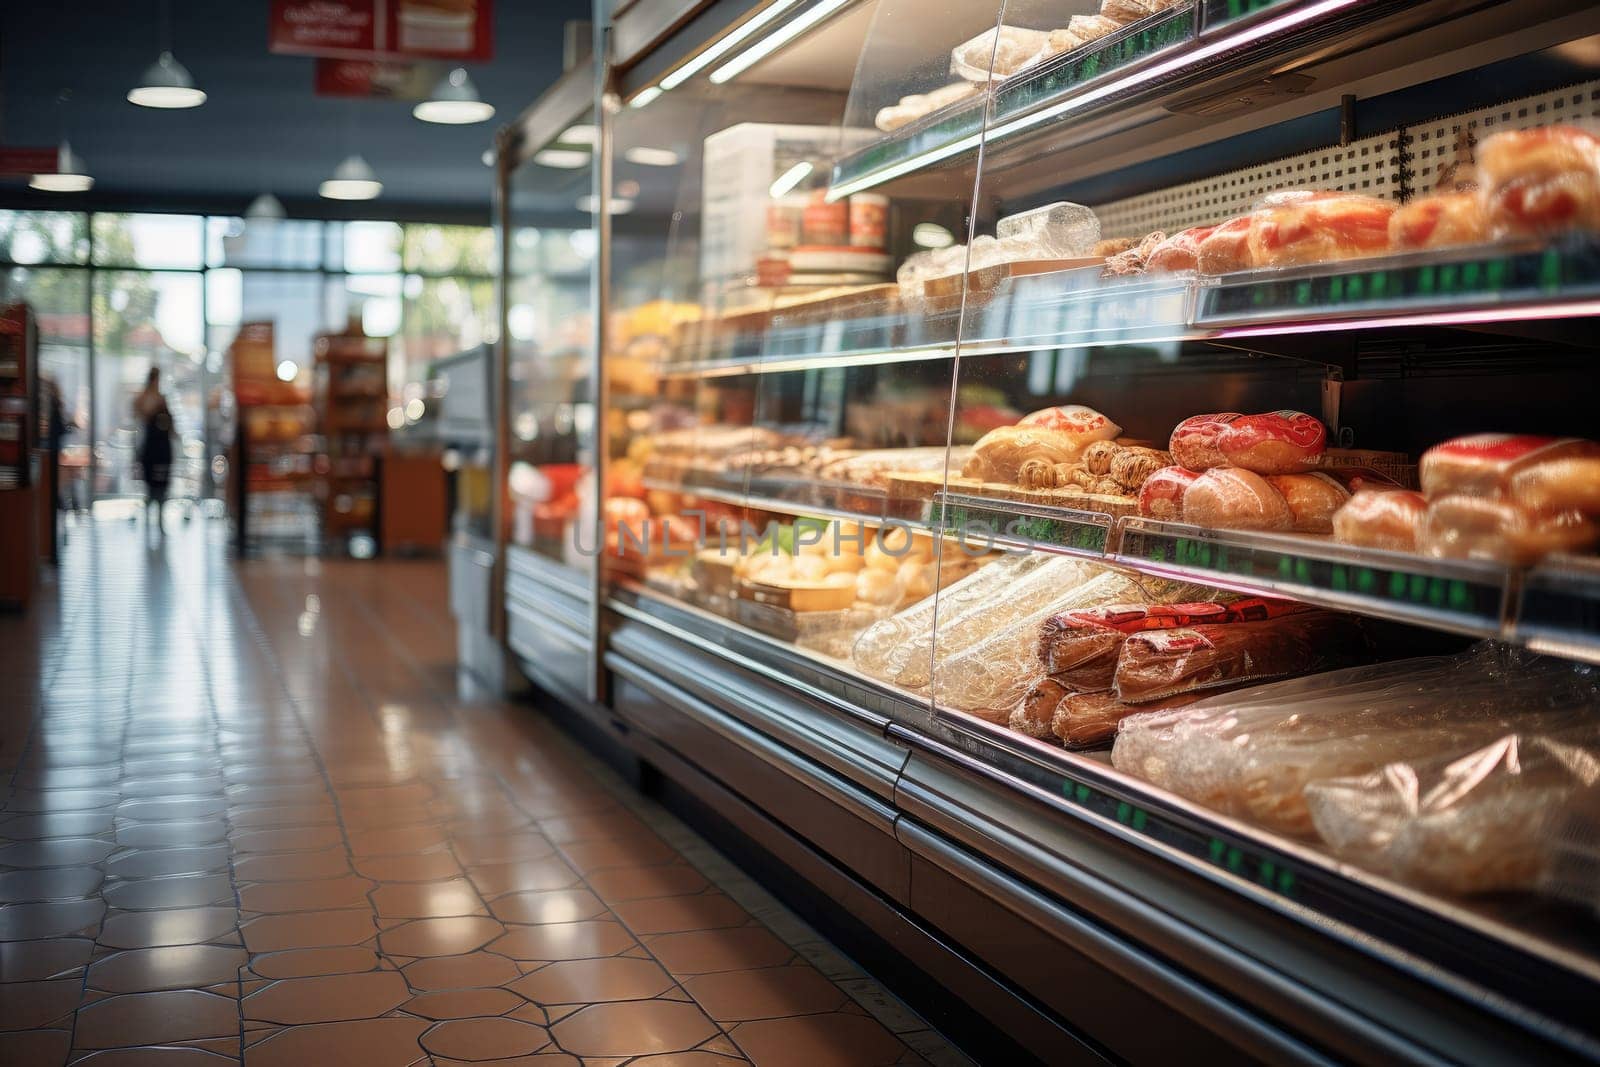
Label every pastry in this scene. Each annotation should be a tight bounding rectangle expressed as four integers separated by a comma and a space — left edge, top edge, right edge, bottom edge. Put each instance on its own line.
1197, 216, 1253, 274
1147, 226, 1215, 273
1082, 439, 1122, 476
964, 425, 1095, 483
1109, 446, 1171, 490
1017, 404, 1123, 446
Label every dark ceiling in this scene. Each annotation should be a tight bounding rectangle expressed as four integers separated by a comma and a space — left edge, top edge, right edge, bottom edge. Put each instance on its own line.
0, 0, 592, 223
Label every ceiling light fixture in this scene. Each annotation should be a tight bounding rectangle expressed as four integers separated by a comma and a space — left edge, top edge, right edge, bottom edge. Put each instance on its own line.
658, 0, 801, 91
129, 51, 206, 108
628, 86, 663, 109
29, 142, 93, 193
533, 148, 590, 169
413, 68, 495, 124
623, 146, 681, 167
768, 160, 812, 198
710, 0, 851, 84
245, 193, 286, 222
560, 124, 599, 148
319, 154, 383, 200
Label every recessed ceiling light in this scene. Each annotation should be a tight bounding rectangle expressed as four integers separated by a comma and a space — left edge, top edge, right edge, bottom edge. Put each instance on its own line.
413, 68, 495, 124
624, 146, 680, 167
319, 155, 382, 200
128, 50, 206, 109
533, 148, 589, 169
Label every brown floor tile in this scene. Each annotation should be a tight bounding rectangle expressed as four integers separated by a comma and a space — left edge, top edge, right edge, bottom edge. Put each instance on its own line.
0, 1029, 71, 1067
466, 858, 583, 897
420, 1017, 550, 1060
230, 826, 344, 854
353, 851, 463, 884
242, 1018, 430, 1067
105, 846, 232, 880
404, 987, 524, 1019
346, 825, 447, 858
377, 915, 504, 957
73, 990, 239, 1049
228, 804, 339, 829
335, 783, 437, 810
232, 846, 351, 883
370, 878, 486, 918
248, 946, 381, 979
451, 833, 555, 867
730, 1014, 907, 1067
630, 1056, 747, 1067
0, 866, 103, 901
646, 929, 795, 976
402, 952, 522, 991
551, 1000, 720, 1057
433, 1056, 578, 1067
488, 921, 636, 962
103, 874, 234, 911
239, 909, 377, 953
239, 874, 376, 913
243, 970, 410, 1023
0, 898, 106, 939
536, 812, 656, 844
0, 978, 79, 1029
487, 889, 606, 925
611, 894, 750, 936
509, 957, 675, 1004
88, 945, 248, 993
585, 865, 710, 903
0, 938, 93, 982
557, 836, 679, 874
338, 805, 437, 832
682, 966, 848, 1022
121, 776, 227, 799
68, 1044, 238, 1065
99, 908, 238, 950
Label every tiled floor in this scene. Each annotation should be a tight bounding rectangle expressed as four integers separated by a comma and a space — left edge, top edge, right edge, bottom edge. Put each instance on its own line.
0, 517, 970, 1067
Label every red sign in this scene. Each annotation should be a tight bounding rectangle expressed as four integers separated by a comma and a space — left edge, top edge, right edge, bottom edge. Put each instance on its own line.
0, 148, 61, 176
270, 0, 492, 61
315, 58, 442, 99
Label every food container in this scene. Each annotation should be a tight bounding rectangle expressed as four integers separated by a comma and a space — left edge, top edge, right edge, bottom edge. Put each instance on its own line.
801, 190, 849, 247
737, 575, 857, 613
767, 195, 807, 250
849, 194, 889, 250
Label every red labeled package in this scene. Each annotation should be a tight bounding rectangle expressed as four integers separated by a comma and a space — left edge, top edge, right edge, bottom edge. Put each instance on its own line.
1168, 413, 1241, 471
1388, 192, 1489, 250
1419, 434, 1600, 499
1197, 216, 1253, 274
1138, 465, 1200, 520
1478, 126, 1600, 238
1147, 226, 1215, 273
1216, 410, 1327, 474
1247, 193, 1397, 268
1114, 612, 1370, 704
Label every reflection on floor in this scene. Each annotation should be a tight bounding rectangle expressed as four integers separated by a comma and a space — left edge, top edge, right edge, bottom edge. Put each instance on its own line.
0, 516, 969, 1066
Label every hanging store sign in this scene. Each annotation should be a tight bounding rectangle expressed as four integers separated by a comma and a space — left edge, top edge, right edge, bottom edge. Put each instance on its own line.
0, 147, 61, 176
270, 0, 493, 61
315, 58, 444, 99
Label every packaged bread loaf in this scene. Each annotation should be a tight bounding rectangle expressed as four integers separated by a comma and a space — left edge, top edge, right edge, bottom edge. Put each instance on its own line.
1268, 472, 1350, 533
1510, 456, 1600, 515
1182, 468, 1293, 531
1332, 489, 1427, 552
1419, 434, 1600, 500
1113, 644, 1598, 836
1146, 226, 1214, 273
1197, 216, 1254, 274
1113, 610, 1369, 705
951, 25, 1052, 81
963, 426, 1086, 484
1215, 410, 1326, 474
1306, 727, 1600, 895
1247, 192, 1397, 267
1477, 125, 1600, 238
1017, 404, 1122, 446
1052, 690, 1207, 748
1388, 191, 1489, 250
1137, 465, 1199, 521
1012, 677, 1071, 740
1421, 495, 1600, 565
1168, 413, 1240, 471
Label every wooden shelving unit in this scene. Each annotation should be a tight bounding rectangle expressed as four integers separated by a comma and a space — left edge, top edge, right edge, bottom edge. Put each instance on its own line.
313, 329, 388, 552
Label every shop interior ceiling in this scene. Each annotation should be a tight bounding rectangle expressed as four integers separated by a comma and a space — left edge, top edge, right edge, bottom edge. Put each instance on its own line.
0, 0, 590, 223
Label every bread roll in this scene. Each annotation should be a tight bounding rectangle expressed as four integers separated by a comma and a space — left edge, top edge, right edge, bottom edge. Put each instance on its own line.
1137, 465, 1200, 521
1099, 0, 1159, 23
1168, 413, 1241, 471
1268, 472, 1351, 533
1197, 216, 1253, 274
1110, 446, 1171, 491
1331, 490, 1427, 553
1478, 125, 1600, 238
856, 567, 901, 607
963, 425, 1085, 484
1146, 225, 1215, 273
1422, 495, 1600, 566
1012, 677, 1069, 740
1183, 468, 1293, 531
1082, 439, 1122, 476
1420, 434, 1600, 500
1248, 193, 1397, 267
1509, 456, 1600, 516
1215, 410, 1327, 475
1389, 192, 1488, 250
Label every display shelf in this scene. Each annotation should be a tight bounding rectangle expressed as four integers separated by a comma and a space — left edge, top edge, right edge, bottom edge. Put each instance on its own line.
830, 4, 1198, 199
1112, 516, 1510, 637
1514, 555, 1600, 665
929, 492, 1117, 558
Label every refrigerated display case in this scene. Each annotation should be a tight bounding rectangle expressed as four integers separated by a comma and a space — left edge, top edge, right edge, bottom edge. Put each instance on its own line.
496, 60, 607, 707
530, 0, 1600, 1061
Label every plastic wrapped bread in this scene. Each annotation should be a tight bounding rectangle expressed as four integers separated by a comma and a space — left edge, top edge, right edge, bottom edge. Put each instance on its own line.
851, 552, 1059, 686
1113, 644, 1599, 836
1307, 727, 1600, 895
951, 26, 1053, 82
995, 202, 1103, 259
931, 571, 1210, 722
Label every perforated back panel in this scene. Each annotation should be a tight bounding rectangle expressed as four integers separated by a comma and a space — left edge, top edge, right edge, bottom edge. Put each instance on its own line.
1089, 79, 1600, 238
1409, 80, 1600, 192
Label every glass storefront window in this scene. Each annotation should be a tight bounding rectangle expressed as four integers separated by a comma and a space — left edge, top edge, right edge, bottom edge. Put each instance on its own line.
338, 221, 404, 273
0, 211, 89, 265
206, 216, 325, 269
402, 223, 496, 275
92, 213, 204, 270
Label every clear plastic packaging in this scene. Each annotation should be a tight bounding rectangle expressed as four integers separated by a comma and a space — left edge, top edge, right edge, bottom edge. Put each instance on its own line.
995, 202, 1103, 259
1307, 726, 1600, 895
950, 26, 1053, 83
1112, 644, 1599, 837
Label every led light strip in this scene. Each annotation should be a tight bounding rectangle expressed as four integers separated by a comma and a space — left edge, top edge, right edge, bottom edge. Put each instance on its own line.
1212, 299, 1600, 336
833, 0, 1366, 197
636, 0, 803, 103
709, 0, 853, 84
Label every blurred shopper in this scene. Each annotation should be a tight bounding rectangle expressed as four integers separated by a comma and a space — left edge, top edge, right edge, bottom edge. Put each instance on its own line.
134, 367, 174, 537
